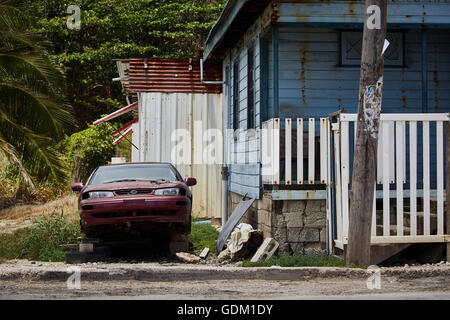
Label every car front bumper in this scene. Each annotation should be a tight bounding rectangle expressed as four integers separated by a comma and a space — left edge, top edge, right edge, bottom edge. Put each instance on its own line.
79, 196, 191, 229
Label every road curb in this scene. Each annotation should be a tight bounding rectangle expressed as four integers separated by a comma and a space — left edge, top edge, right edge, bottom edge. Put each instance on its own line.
0, 265, 449, 282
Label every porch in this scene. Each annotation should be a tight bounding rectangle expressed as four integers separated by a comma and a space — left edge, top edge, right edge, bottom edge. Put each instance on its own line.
261, 113, 450, 255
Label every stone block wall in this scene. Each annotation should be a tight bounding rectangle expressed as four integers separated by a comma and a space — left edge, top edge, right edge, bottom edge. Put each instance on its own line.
229, 191, 327, 255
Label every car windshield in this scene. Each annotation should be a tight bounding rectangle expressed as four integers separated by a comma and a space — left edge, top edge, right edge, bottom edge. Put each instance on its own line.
88, 164, 179, 185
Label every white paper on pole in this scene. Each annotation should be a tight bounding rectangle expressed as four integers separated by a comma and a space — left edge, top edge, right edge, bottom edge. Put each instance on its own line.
382, 39, 390, 56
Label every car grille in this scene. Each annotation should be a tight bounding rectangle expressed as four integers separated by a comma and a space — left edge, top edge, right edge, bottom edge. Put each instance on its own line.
115, 189, 153, 196
136, 210, 177, 216
93, 211, 133, 218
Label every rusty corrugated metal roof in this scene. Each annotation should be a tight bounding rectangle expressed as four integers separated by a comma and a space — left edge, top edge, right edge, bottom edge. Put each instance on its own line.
129, 58, 222, 94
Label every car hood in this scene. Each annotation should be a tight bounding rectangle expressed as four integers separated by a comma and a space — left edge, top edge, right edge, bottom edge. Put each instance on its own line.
82, 181, 186, 192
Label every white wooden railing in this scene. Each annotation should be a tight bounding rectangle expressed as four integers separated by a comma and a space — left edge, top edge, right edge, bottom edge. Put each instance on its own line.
333, 113, 450, 247
261, 118, 329, 185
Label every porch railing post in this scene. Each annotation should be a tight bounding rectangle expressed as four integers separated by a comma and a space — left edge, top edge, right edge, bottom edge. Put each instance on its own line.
445, 122, 450, 262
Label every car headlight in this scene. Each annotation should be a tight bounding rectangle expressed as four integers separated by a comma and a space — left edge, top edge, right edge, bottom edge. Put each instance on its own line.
154, 188, 180, 196
88, 191, 115, 199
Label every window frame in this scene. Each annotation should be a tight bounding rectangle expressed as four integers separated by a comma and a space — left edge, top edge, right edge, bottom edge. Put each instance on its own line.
340, 31, 405, 68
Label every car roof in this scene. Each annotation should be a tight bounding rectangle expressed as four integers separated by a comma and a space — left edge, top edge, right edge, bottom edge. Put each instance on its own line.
98, 162, 174, 168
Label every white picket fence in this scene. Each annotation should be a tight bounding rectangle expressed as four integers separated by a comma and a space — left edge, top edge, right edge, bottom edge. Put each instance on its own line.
333, 113, 450, 248
261, 118, 329, 185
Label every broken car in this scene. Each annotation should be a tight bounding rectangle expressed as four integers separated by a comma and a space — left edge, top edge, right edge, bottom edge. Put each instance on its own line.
71, 163, 196, 244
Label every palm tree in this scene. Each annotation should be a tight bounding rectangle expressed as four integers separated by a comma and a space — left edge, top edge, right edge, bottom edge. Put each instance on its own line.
0, 0, 71, 189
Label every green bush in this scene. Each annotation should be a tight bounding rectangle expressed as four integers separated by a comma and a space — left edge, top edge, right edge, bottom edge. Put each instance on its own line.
59, 123, 118, 183
0, 210, 82, 262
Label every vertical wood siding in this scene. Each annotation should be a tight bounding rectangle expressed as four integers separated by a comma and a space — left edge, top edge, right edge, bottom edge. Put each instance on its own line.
223, 17, 263, 199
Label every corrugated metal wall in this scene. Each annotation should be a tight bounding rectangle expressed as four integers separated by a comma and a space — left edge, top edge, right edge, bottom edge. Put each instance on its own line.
138, 92, 223, 219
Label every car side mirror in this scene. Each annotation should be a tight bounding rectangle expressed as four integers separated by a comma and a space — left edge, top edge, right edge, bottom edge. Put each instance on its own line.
185, 177, 197, 187
71, 182, 84, 192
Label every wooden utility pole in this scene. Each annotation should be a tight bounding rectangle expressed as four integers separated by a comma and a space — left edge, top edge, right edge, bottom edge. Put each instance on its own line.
346, 0, 388, 266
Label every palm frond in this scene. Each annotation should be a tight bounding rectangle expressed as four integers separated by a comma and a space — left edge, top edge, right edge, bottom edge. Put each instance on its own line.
0, 134, 36, 190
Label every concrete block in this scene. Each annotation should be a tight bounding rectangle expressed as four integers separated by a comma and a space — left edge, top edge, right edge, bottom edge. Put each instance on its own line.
304, 210, 326, 228
176, 252, 201, 263
250, 238, 279, 262
274, 216, 287, 243
320, 228, 327, 244
199, 247, 210, 259
258, 197, 273, 212
283, 212, 304, 228
79, 243, 93, 253
290, 243, 305, 255
278, 243, 291, 255
288, 228, 320, 243
305, 200, 323, 214
304, 243, 326, 255
282, 200, 306, 214
287, 228, 303, 242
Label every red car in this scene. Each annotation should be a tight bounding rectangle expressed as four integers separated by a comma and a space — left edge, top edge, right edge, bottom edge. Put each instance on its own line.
71, 163, 196, 242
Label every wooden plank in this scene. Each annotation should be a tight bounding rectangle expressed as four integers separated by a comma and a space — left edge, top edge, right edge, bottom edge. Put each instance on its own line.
333, 126, 343, 244
273, 118, 280, 185
389, 122, 395, 184
261, 119, 272, 184
410, 121, 418, 236
320, 118, 327, 184
372, 183, 377, 236
377, 122, 383, 184
341, 121, 349, 240
308, 118, 315, 184
285, 118, 292, 185
396, 121, 405, 236
341, 121, 350, 182
423, 121, 431, 236
297, 118, 304, 184
369, 235, 450, 244
341, 113, 450, 122
436, 121, 444, 236
270, 190, 327, 200
382, 121, 391, 237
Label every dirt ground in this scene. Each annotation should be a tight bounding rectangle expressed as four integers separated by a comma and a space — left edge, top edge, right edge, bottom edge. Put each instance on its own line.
1, 276, 449, 300
0, 195, 78, 234
0, 259, 449, 300
1, 199, 449, 300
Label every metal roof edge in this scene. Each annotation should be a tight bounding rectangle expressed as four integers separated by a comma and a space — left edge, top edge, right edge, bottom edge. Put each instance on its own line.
203, 0, 249, 61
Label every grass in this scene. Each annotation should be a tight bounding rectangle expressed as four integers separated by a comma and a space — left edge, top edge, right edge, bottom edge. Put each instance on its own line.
189, 220, 219, 253
240, 254, 366, 268
0, 210, 82, 263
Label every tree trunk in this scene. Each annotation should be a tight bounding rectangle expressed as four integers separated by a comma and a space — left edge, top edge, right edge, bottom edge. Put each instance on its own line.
346, 0, 388, 266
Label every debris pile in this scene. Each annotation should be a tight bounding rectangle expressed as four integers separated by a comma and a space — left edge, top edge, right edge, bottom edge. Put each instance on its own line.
215, 223, 279, 263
